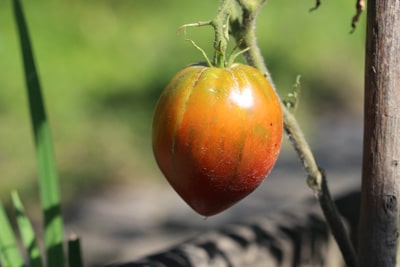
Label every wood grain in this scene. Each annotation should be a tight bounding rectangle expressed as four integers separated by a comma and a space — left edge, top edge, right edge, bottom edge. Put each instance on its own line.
358, 0, 400, 265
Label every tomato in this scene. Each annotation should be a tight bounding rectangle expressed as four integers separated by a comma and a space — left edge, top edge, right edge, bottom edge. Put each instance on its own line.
152, 63, 283, 216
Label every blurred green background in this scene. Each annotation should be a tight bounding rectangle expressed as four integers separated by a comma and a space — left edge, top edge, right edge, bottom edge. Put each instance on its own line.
0, 0, 365, 205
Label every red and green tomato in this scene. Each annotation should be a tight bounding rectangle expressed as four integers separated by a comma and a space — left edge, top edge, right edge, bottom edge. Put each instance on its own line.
152, 63, 283, 216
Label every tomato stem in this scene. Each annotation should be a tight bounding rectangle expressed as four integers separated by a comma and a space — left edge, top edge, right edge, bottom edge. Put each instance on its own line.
211, 0, 234, 67
229, 0, 358, 266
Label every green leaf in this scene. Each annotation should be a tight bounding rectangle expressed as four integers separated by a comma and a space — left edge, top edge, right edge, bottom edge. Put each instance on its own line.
68, 234, 84, 267
0, 201, 24, 267
13, 0, 65, 266
11, 192, 43, 267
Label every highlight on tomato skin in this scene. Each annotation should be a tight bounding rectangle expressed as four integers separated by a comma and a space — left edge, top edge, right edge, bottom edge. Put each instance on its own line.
152, 63, 283, 216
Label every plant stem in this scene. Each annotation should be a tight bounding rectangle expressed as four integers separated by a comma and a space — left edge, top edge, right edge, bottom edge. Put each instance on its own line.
233, 0, 267, 71
351, 0, 365, 32
211, 0, 234, 67
230, 1, 358, 266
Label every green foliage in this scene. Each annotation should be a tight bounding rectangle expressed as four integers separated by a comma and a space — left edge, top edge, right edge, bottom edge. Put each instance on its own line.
0, 0, 366, 202
68, 235, 84, 267
11, 191, 43, 267
0, 201, 24, 267
12, 0, 64, 265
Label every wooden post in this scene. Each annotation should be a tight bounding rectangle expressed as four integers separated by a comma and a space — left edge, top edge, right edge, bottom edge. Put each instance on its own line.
358, 0, 400, 266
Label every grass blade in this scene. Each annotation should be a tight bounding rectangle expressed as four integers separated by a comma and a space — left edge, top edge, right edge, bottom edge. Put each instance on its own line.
13, 0, 65, 266
0, 201, 25, 267
67, 234, 84, 267
11, 192, 43, 267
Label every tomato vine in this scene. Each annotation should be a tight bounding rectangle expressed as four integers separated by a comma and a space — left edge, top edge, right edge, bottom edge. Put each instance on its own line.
178, 0, 360, 266
229, 1, 358, 266
174, 0, 362, 265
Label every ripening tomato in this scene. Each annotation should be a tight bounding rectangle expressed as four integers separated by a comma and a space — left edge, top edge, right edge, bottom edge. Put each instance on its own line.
152, 63, 283, 216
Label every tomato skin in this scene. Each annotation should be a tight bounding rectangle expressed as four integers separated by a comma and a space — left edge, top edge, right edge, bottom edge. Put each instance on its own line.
152, 63, 283, 216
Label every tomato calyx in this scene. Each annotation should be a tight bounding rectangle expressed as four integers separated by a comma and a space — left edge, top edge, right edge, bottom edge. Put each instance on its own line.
226, 45, 250, 66
178, 16, 249, 68
185, 37, 250, 69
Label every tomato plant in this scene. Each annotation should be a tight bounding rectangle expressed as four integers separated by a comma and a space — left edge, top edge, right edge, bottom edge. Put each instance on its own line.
152, 63, 283, 216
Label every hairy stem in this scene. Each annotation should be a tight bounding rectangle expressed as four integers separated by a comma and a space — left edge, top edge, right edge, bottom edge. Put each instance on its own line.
229, 1, 358, 266
211, 0, 234, 67
232, 0, 267, 72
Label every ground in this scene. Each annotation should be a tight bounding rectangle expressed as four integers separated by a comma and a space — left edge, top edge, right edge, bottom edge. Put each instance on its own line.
64, 114, 362, 267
